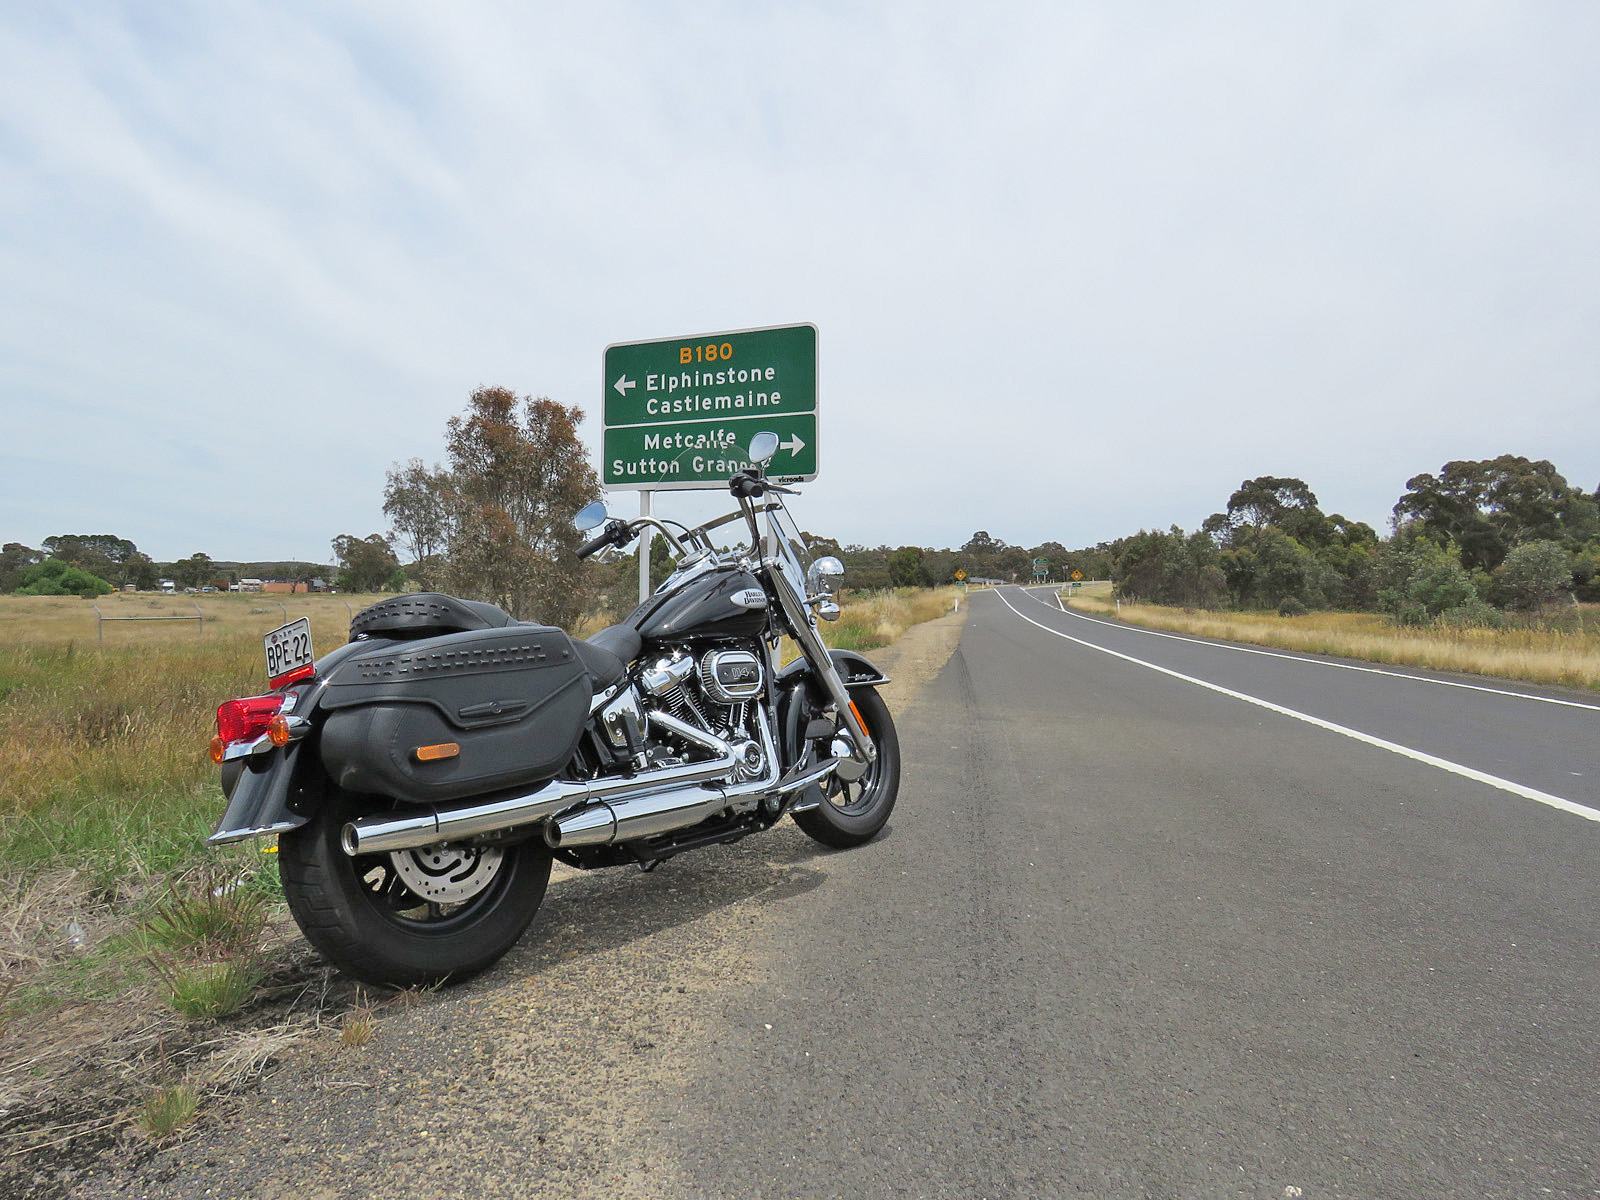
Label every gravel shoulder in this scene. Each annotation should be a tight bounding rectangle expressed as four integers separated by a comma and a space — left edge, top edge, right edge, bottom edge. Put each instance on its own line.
46, 606, 968, 1200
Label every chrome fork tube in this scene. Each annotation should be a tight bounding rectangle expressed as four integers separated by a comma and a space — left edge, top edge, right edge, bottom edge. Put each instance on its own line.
762, 555, 876, 763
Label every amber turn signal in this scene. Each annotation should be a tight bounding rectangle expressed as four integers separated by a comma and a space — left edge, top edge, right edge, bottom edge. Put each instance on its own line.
848, 700, 869, 736
208, 736, 226, 765
267, 715, 293, 747
414, 742, 460, 762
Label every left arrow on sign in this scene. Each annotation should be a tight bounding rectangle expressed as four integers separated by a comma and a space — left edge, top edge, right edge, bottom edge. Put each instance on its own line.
613, 375, 636, 396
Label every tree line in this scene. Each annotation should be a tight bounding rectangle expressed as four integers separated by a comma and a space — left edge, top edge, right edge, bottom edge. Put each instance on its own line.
0, 539, 337, 598
1101, 456, 1599, 621
10, 381, 1592, 636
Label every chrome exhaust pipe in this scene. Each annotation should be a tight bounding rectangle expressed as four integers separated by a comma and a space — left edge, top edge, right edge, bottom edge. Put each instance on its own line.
343, 707, 824, 857
544, 710, 802, 850
340, 710, 738, 856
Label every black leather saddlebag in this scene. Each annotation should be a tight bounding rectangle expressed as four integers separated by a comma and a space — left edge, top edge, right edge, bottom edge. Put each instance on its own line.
318, 625, 588, 804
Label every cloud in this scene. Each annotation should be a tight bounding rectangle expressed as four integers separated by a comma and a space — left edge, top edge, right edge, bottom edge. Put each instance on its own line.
2, 0, 1596, 564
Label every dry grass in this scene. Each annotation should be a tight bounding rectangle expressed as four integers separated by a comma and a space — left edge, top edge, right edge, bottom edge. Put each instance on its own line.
826, 587, 963, 652
339, 1003, 377, 1048
1066, 593, 1600, 691
0, 593, 383, 884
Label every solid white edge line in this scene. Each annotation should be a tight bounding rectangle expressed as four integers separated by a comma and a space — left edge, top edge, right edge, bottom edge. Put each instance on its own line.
996, 589, 1600, 824
1026, 586, 1600, 714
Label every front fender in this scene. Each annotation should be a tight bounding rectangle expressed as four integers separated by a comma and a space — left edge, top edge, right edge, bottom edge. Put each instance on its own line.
774, 648, 890, 690
774, 650, 890, 769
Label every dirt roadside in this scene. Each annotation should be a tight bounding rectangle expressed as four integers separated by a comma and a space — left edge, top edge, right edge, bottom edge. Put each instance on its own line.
4, 604, 968, 1200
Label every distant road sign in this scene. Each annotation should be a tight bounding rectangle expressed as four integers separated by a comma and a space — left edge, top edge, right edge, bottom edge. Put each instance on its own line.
1071, 570, 1083, 581
954, 569, 967, 581
603, 324, 817, 490
1033, 558, 1047, 568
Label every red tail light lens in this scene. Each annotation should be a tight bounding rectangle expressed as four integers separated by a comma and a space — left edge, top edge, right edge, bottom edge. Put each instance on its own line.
216, 695, 284, 744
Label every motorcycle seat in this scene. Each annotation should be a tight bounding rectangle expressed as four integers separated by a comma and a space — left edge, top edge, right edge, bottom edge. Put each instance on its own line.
574, 624, 642, 691
349, 593, 516, 639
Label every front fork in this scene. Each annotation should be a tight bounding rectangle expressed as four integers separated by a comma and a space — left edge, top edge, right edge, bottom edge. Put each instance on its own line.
763, 556, 876, 766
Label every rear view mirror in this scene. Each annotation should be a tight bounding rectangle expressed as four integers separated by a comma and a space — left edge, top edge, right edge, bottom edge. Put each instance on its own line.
573, 501, 610, 532
748, 432, 779, 465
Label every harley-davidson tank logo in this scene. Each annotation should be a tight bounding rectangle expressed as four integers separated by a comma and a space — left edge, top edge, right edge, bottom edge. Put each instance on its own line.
731, 588, 767, 609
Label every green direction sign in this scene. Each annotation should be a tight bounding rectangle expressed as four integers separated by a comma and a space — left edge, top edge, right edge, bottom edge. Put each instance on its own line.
602, 324, 817, 490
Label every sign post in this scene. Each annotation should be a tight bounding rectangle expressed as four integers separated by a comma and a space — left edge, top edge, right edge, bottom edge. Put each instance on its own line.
603, 324, 818, 600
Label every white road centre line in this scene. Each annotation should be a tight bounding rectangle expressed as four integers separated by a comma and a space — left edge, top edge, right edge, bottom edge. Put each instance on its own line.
1022, 586, 1600, 714
994, 589, 1600, 824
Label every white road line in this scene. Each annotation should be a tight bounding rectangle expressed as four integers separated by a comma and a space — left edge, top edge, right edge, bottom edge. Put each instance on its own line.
994, 589, 1600, 824
1022, 586, 1600, 714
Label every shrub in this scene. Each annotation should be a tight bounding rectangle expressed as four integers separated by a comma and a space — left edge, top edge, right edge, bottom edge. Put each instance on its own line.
1277, 596, 1308, 617
16, 558, 114, 597
1496, 540, 1571, 610
1439, 598, 1502, 628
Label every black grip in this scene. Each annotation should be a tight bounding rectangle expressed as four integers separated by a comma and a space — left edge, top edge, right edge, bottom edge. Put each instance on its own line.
578, 523, 623, 559
730, 471, 767, 499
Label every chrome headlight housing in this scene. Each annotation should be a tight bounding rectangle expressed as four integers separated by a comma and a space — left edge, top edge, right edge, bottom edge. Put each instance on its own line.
805, 556, 844, 596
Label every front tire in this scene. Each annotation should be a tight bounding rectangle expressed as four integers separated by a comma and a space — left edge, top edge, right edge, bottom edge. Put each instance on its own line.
278, 790, 552, 988
792, 686, 900, 849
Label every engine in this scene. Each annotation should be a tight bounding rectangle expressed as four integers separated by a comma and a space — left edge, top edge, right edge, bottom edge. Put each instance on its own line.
596, 644, 769, 784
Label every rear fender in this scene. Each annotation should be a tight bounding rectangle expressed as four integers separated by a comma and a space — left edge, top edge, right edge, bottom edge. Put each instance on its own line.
208, 742, 314, 845
208, 637, 381, 846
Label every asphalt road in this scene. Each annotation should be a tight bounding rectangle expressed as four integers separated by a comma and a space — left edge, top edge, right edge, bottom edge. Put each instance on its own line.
83, 591, 1600, 1199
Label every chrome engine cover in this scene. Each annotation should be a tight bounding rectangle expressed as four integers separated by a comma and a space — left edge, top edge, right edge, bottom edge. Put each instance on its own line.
700, 649, 763, 703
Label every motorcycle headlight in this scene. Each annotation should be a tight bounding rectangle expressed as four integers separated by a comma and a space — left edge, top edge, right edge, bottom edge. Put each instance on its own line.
806, 556, 844, 596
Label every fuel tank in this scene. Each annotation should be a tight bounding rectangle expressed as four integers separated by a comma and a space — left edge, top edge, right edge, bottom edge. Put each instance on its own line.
627, 566, 769, 642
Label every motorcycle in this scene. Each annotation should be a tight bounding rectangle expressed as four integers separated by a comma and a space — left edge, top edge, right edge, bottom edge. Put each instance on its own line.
206, 432, 899, 987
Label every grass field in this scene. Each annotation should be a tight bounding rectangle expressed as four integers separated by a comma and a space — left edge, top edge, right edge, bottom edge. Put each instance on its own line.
0, 592, 387, 888
1064, 589, 1600, 691
0, 586, 958, 959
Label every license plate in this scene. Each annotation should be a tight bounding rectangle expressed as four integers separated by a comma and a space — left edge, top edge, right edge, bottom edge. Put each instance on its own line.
264, 617, 314, 684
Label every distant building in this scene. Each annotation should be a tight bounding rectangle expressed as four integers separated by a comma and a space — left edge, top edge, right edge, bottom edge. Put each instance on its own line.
235, 578, 264, 592
158, 578, 177, 593
261, 580, 308, 595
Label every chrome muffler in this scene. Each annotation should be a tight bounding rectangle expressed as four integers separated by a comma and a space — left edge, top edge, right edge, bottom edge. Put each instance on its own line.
544, 784, 734, 848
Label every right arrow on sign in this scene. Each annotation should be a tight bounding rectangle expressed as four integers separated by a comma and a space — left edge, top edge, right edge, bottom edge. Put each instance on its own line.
779, 434, 806, 455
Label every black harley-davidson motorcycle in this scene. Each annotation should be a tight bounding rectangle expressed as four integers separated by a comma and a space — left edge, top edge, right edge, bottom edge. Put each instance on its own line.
207, 432, 898, 986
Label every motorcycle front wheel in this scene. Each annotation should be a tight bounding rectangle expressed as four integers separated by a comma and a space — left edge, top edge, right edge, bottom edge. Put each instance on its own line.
278, 789, 552, 988
792, 685, 901, 849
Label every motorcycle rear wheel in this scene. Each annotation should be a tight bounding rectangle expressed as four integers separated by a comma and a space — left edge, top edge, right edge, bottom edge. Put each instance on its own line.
279, 789, 552, 988
792, 686, 900, 849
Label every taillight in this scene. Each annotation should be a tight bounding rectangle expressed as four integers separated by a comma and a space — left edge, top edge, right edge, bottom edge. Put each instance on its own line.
216, 695, 284, 744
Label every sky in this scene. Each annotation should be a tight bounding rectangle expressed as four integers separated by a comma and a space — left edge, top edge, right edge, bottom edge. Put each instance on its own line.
3, 1, 1597, 565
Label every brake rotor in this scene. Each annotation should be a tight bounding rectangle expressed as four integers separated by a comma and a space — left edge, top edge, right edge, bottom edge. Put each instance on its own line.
388, 844, 505, 904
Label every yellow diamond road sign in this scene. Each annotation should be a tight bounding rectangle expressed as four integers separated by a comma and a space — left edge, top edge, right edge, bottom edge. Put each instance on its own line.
954, 569, 967, 581
1071, 570, 1083, 581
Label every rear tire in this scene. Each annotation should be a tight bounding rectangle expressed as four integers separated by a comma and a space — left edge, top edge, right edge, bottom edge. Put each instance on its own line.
278, 790, 552, 988
792, 686, 900, 849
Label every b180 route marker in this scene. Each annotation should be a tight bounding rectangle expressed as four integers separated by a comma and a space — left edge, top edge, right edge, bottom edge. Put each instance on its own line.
602, 323, 818, 490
